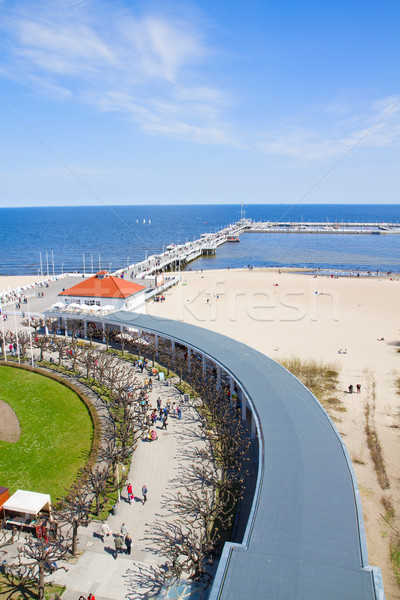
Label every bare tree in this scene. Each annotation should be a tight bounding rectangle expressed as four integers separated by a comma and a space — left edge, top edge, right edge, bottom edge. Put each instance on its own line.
10, 534, 69, 600
34, 335, 50, 361
86, 465, 113, 516
21, 316, 44, 336
50, 336, 69, 366
114, 331, 134, 357
151, 520, 212, 583
102, 324, 116, 352
66, 318, 83, 342
86, 323, 97, 346
77, 345, 100, 380
45, 317, 59, 339
0, 528, 20, 555
55, 488, 91, 555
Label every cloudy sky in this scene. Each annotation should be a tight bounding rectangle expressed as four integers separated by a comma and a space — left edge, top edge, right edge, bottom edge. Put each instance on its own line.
0, 0, 399, 206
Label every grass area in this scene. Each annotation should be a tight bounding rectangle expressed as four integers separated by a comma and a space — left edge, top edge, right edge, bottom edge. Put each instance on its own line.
391, 536, 400, 588
0, 366, 93, 500
0, 573, 65, 599
364, 379, 390, 491
278, 355, 344, 414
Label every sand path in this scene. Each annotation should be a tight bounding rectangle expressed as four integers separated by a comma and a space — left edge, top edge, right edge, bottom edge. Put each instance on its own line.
0, 398, 21, 443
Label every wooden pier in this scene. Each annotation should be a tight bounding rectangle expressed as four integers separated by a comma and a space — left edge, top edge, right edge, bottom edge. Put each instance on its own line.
112, 218, 399, 279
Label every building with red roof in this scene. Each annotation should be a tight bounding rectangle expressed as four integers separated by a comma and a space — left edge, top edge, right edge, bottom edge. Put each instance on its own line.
58, 271, 146, 313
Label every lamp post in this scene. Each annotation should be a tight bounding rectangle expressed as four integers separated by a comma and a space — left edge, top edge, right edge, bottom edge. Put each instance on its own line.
116, 463, 126, 503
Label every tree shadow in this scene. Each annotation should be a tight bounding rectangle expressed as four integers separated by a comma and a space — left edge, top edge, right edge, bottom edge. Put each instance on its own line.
0, 573, 38, 600
123, 562, 168, 600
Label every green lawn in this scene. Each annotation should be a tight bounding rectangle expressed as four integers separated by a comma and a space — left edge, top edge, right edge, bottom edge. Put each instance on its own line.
0, 366, 93, 501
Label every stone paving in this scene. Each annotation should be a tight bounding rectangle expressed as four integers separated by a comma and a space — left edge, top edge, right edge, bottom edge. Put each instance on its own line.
52, 374, 203, 600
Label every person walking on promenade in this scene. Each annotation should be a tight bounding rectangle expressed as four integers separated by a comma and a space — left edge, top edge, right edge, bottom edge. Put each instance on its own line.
127, 482, 133, 504
177, 405, 182, 420
162, 413, 168, 430
114, 534, 123, 559
101, 522, 112, 543
125, 533, 132, 555
120, 523, 128, 540
142, 485, 148, 504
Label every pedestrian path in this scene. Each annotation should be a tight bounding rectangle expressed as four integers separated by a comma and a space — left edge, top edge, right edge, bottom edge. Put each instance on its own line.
52, 372, 202, 599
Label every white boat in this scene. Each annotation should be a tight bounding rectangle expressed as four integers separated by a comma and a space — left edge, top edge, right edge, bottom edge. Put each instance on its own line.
143, 219, 146, 224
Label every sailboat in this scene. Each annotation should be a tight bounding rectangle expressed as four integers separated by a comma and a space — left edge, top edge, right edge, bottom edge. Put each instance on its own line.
143, 218, 146, 224
149, 218, 151, 224
136, 219, 138, 223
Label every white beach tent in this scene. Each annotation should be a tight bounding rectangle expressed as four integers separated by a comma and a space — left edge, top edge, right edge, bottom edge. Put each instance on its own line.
3, 490, 51, 516
52, 302, 64, 309
100, 305, 116, 312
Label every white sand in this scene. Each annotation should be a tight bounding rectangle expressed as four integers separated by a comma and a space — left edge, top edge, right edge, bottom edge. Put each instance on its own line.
148, 268, 400, 597
0, 276, 49, 294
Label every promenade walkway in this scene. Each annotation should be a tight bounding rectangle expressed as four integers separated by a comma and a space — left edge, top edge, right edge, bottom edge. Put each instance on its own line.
51, 371, 206, 600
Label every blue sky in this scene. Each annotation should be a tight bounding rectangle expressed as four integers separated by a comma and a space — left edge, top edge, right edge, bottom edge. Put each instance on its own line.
0, 0, 399, 207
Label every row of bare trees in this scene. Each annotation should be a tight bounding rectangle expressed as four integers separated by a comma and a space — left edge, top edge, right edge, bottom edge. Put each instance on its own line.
0, 326, 154, 598
1, 319, 251, 592
149, 360, 251, 584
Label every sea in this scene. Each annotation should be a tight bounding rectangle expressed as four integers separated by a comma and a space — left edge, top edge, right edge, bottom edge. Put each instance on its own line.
0, 204, 399, 276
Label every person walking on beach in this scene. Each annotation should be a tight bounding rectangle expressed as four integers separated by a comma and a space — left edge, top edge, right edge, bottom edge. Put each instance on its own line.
356, 384, 361, 393
348, 384, 353, 394
142, 485, 148, 504
114, 534, 123, 559
125, 533, 132, 555
177, 405, 182, 420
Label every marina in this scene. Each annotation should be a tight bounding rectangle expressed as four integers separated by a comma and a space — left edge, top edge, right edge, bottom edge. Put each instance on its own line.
246, 221, 400, 234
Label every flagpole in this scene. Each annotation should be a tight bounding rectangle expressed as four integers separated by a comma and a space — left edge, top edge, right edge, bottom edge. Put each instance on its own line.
0, 295, 6, 361
13, 308, 21, 364
27, 296, 34, 367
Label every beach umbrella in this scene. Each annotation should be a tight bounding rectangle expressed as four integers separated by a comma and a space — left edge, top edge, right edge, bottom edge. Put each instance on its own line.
52, 301, 64, 308
67, 303, 81, 309
101, 304, 116, 311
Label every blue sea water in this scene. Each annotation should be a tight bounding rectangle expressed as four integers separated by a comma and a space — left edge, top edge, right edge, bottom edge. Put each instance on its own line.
0, 204, 399, 275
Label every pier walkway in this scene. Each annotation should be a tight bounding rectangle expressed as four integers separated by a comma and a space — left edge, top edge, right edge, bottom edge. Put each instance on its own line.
113, 221, 247, 278
112, 218, 400, 281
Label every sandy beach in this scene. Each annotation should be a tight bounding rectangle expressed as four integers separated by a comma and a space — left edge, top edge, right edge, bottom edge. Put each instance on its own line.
148, 267, 400, 598
0, 276, 49, 294
1, 268, 400, 596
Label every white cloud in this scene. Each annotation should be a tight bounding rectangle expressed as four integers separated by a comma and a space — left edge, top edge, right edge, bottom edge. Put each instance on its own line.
256, 96, 400, 160
0, 0, 232, 144
0, 1, 399, 158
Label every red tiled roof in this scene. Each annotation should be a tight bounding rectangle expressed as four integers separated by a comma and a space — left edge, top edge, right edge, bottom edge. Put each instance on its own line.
59, 273, 146, 299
